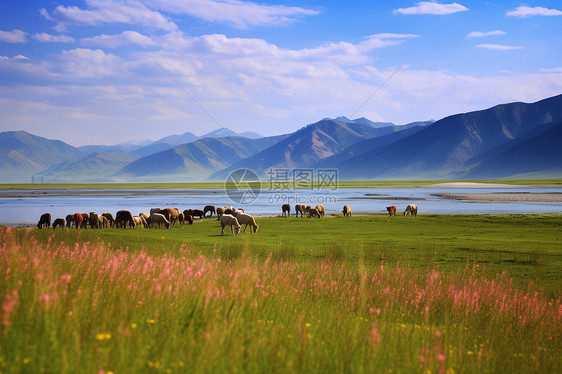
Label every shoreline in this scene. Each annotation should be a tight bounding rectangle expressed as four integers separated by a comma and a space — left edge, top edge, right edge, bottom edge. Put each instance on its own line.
0, 181, 561, 199
434, 192, 562, 202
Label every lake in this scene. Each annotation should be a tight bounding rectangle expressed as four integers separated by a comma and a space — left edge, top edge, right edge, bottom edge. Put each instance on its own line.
1, 186, 561, 225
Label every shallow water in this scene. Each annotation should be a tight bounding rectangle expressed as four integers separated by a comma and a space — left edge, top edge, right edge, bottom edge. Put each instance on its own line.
1, 187, 561, 225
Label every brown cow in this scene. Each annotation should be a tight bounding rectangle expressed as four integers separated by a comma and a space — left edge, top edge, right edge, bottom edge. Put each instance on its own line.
73, 213, 83, 229
386, 206, 397, 217
342, 205, 352, 217
282, 204, 290, 217
295, 204, 305, 218
115, 210, 134, 228
37, 213, 51, 229
203, 205, 215, 218
52, 218, 65, 229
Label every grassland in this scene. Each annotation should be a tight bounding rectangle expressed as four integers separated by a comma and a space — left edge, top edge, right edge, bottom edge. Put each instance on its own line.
1, 178, 561, 190
1, 214, 561, 373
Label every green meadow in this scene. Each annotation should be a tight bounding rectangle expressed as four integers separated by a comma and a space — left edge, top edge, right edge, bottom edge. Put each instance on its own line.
1, 214, 561, 373
1, 178, 561, 190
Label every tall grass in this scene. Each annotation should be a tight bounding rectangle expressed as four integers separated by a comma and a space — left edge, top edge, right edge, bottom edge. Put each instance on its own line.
1, 227, 560, 373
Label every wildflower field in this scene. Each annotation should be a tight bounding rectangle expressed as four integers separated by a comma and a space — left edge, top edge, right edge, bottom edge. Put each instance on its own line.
1, 214, 561, 373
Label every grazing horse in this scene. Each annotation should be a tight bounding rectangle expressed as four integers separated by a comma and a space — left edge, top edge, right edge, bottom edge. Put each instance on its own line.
203, 205, 215, 218
65, 214, 74, 228
342, 205, 352, 217
308, 208, 320, 218
295, 204, 305, 218
215, 207, 225, 220
37, 213, 51, 229
386, 206, 397, 217
191, 209, 205, 219
403, 204, 418, 217
282, 204, 290, 217
115, 210, 134, 228
73, 213, 83, 230
52, 218, 65, 229
185, 215, 193, 225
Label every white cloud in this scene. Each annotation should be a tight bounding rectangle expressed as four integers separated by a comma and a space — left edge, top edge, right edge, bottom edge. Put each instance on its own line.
40, 0, 177, 32
507, 6, 562, 17
539, 67, 562, 73
467, 30, 506, 38
476, 44, 523, 51
32, 33, 75, 43
0, 55, 30, 62
394, 2, 468, 15
145, 0, 319, 28
81, 31, 154, 48
0, 29, 27, 43
56, 48, 122, 78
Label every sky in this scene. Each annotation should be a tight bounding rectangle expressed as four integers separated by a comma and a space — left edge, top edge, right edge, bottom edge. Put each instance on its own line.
1, 1, 561, 146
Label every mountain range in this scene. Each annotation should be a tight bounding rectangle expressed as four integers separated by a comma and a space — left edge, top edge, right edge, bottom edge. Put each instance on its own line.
1, 94, 561, 183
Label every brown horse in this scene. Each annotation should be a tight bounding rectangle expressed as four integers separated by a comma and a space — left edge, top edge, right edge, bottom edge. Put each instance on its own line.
295, 204, 305, 218
203, 205, 215, 218
52, 218, 65, 229
37, 213, 51, 229
282, 204, 290, 217
404, 204, 418, 217
115, 210, 134, 228
73, 213, 83, 229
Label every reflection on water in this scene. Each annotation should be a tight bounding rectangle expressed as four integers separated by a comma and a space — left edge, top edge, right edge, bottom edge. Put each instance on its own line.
0, 187, 561, 224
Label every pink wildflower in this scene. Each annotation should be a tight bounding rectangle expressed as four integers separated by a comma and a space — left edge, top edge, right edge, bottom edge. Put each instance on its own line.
2, 290, 19, 328
60, 274, 71, 283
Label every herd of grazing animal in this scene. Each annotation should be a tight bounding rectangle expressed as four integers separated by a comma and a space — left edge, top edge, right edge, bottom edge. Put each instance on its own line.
37, 203, 419, 236
37, 204, 228, 232
280, 203, 415, 218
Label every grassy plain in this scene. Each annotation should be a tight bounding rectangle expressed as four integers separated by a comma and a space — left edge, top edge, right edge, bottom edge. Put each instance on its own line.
1, 214, 561, 373
1, 178, 561, 190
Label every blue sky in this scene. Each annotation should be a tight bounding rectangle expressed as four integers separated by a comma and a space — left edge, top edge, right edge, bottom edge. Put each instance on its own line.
1, 1, 561, 146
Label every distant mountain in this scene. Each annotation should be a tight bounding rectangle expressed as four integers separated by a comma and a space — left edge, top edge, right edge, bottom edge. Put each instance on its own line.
335, 116, 395, 128
200, 128, 238, 138
133, 128, 264, 157
117, 134, 288, 181
0, 131, 83, 182
155, 131, 198, 146
335, 94, 562, 179
35, 150, 141, 182
465, 120, 562, 178
238, 131, 263, 139
312, 121, 432, 169
210, 118, 395, 180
